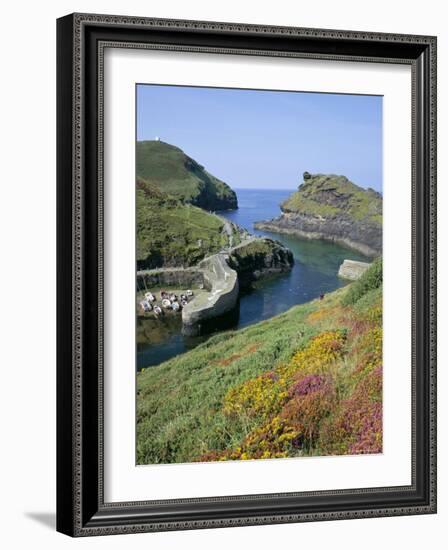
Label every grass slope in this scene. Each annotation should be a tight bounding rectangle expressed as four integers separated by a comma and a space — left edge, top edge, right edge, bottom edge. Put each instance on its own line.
136, 140, 237, 210
137, 259, 383, 464
136, 178, 241, 269
282, 173, 382, 225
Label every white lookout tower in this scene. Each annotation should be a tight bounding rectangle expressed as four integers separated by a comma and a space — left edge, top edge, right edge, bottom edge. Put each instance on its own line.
155, 136, 160, 142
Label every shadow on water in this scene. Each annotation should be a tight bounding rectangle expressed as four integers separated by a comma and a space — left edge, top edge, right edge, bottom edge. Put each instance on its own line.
137, 188, 369, 370
137, 305, 241, 369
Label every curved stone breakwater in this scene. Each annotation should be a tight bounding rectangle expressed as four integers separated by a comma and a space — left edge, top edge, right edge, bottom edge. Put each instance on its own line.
136, 237, 293, 335
182, 254, 239, 334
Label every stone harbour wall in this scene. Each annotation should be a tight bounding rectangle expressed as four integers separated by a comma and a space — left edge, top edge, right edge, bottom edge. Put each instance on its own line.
182, 254, 239, 333
136, 267, 209, 292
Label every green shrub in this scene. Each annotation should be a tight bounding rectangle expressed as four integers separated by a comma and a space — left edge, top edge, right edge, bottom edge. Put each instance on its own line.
353, 286, 382, 315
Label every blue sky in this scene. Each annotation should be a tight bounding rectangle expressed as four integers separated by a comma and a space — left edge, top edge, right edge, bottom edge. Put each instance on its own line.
137, 84, 383, 192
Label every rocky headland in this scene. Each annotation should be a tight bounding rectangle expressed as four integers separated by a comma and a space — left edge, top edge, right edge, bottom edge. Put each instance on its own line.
255, 173, 382, 257
137, 140, 237, 211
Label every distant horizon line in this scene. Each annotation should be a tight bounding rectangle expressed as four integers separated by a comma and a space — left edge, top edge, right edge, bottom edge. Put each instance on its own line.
136, 139, 382, 194
232, 185, 382, 191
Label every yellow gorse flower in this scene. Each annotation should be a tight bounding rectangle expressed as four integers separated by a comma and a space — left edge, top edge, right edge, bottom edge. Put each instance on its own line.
221, 416, 300, 461
223, 331, 346, 421
279, 330, 346, 380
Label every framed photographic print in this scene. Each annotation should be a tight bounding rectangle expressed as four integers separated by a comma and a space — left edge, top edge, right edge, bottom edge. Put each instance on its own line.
56, 13, 437, 536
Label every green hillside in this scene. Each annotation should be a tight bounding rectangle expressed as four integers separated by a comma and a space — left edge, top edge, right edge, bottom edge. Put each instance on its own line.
282, 173, 382, 225
136, 177, 241, 270
136, 140, 237, 211
137, 259, 383, 464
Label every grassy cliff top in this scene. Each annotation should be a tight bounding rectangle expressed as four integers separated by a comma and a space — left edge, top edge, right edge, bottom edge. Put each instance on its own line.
136, 140, 237, 210
281, 173, 382, 224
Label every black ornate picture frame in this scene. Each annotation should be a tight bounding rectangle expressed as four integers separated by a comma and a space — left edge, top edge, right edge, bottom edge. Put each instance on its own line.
56, 13, 437, 537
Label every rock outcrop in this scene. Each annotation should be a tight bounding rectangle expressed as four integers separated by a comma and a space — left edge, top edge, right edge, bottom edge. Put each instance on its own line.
255, 173, 382, 257
338, 259, 371, 281
228, 238, 294, 289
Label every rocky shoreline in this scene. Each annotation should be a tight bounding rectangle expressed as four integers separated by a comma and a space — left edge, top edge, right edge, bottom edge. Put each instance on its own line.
255, 216, 380, 258
254, 173, 382, 258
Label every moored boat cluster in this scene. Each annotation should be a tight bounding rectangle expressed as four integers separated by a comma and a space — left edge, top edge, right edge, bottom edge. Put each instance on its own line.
139, 289, 195, 317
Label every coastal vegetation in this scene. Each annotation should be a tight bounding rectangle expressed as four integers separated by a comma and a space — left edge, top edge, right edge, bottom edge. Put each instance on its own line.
136, 178, 241, 270
136, 259, 383, 464
282, 173, 382, 225
137, 140, 238, 210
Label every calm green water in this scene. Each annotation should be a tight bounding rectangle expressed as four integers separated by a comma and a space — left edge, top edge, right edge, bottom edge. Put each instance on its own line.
137, 188, 368, 369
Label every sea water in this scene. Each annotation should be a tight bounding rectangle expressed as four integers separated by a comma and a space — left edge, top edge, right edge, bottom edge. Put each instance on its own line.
137, 188, 368, 369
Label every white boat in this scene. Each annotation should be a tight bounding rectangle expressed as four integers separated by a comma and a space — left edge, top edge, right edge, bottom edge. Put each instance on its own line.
186, 289, 194, 297
172, 301, 180, 311
139, 300, 152, 312
153, 305, 162, 315
145, 292, 155, 302
162, 298, 172, 309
